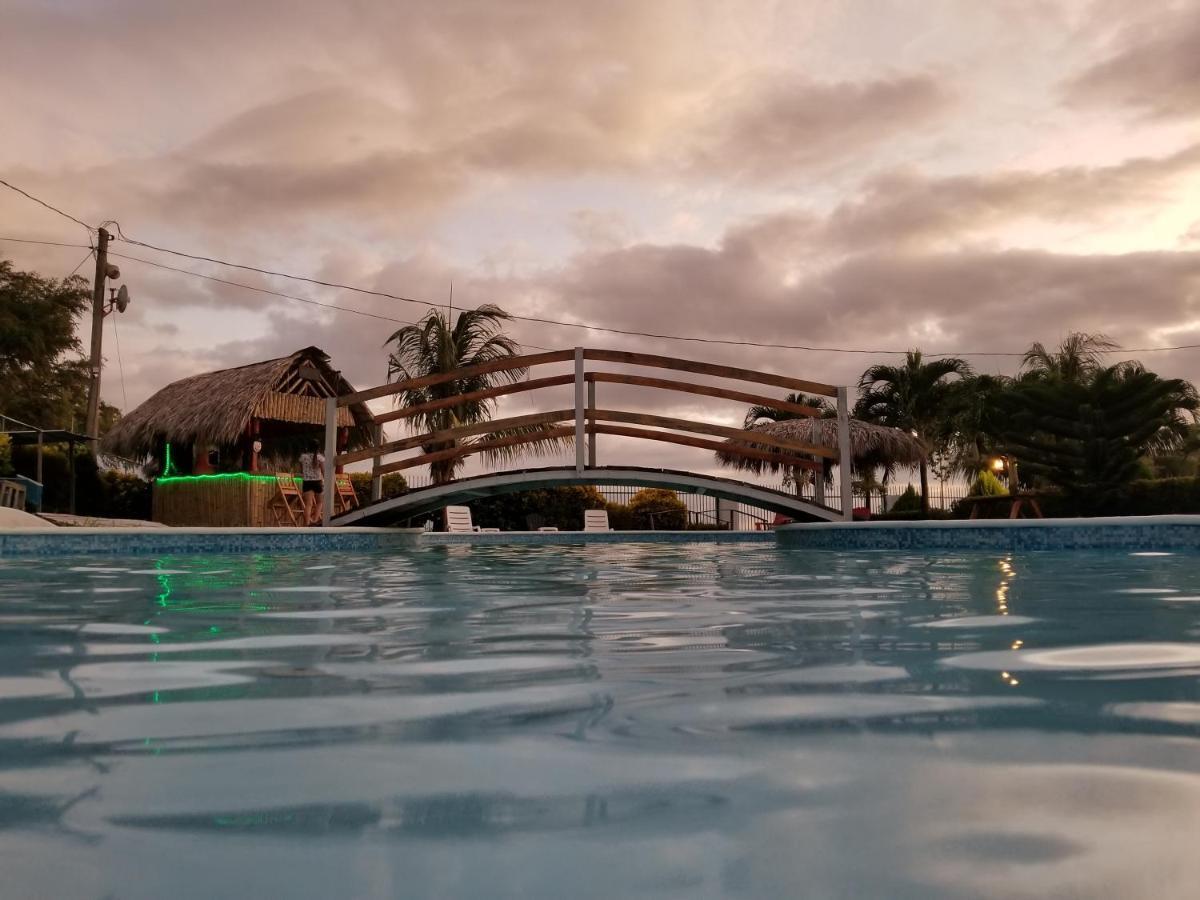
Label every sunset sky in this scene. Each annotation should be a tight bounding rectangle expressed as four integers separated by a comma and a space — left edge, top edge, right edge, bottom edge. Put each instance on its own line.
4, 0, 1200, 477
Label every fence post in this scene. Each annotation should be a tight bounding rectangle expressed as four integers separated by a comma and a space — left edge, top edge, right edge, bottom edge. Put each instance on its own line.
586, 378, 596, 468
837, 386, 853, 521
370, 422, 383, 502
574, 347, 585, 473
322, 397, 337, 526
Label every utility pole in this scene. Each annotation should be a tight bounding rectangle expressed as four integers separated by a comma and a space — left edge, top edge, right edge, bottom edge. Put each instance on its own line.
85, 227, 110, 454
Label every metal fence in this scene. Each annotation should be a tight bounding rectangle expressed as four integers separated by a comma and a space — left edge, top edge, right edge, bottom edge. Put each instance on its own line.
400, 471, 971, 528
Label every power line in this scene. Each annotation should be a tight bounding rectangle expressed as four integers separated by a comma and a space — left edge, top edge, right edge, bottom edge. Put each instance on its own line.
0, 236, 93, 250
0, 179, 95, 236
111, 312, 129, 412
66, 250, 94, 278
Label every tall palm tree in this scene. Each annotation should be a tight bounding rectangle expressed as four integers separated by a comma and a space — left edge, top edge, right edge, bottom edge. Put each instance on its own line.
1021, 332, 1117, 384
856, 350, 972, 514
385, 305, 565, 484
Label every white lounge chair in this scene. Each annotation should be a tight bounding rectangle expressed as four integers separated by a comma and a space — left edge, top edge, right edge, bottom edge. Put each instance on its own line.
444, 505, 476, 533
583, 509, 611, 532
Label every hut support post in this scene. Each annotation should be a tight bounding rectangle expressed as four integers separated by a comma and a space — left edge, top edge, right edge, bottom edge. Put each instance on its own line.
837, 386, 853, 521
322, 397, 337, 526
370, 423, 383, 502
574, 347, 585, 473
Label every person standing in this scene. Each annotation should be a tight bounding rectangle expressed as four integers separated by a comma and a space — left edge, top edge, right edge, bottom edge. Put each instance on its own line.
298, 440, 326, 526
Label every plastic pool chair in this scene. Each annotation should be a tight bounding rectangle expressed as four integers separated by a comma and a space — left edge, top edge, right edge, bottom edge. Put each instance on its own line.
269, 473, 307, 526
583, 509, 611, 532
444, 506, 476, 533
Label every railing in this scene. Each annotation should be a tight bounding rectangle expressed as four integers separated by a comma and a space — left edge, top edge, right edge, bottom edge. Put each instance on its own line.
322, 347, 854, 524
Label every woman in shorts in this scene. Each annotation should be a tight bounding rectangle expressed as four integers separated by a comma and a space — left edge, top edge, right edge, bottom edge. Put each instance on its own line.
298, 440, 326, 525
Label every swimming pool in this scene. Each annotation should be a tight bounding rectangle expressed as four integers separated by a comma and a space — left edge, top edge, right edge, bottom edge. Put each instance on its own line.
2, 542, 1199, 898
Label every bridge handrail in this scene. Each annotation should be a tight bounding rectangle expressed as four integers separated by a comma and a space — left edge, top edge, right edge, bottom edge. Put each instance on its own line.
337, 407, 836, 468
372, 423, 824, 477
340, 347, 837, 408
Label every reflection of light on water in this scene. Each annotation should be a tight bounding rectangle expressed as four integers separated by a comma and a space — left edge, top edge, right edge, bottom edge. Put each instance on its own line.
997, 558, 1023, 681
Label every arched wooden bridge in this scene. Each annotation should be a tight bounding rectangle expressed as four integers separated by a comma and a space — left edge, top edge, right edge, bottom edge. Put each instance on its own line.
321, 348, 854, 526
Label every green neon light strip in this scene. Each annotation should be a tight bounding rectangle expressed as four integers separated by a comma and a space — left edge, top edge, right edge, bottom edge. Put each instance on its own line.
156, 473, 284, 485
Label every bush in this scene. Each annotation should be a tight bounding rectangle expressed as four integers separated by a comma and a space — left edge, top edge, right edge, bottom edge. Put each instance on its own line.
607, 488, 688, 530
889, 485, 922, 513
471, 485, 608, 531
968, 470, 1008, 497
0, 434, 12, 477
91, 471, 153, 520
347, 472, 407, 507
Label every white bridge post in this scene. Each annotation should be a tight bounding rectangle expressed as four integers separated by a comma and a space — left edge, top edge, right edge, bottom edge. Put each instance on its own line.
370, 422, 383, 502
586, 379, 596, 468
574, 347, 585, 473
322, 396, 337, 526
837, 386, 853, 521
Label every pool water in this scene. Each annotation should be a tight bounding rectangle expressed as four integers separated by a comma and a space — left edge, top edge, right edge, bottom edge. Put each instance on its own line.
2, 543, 1200, 899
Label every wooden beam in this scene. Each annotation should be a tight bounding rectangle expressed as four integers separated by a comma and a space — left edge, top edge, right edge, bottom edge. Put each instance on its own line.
588, 424, 822, 472
585, 372, 824, 417
591, 409, 838, 459
582, 349, 838, 397
373, 374, 576, 425
339, 349, 575, 406
376, 426, 576, 476
336, 408, 574, 466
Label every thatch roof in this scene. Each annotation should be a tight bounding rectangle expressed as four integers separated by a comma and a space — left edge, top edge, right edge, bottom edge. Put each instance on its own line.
715, 417, 926, 476
102, 347, 373, 458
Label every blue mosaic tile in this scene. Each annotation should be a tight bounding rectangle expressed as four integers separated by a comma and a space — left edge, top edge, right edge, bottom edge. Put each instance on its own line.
0, 529, 423, 558
776, 516, 1200, 552
422, 530, 776, 546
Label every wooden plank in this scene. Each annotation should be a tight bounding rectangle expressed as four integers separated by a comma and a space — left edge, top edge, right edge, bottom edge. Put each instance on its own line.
585, 372, 823, 417
583, 349, 838, 396
339, 349, 575, 406
592, 409, 837, 458
337, 408, 575, 466
589, 424, 822, 472
373, 374, 575, 425
376, 426, 576, 476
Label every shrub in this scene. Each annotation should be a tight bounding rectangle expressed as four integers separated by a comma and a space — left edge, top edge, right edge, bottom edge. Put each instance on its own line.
91, 471, 152, 520
967, 470, 1008, 497
0, 434, 12, 477
471, 485, 608, 531
889, 485, 922, 513
608, 488, 688, 530
347, 472, 407, 507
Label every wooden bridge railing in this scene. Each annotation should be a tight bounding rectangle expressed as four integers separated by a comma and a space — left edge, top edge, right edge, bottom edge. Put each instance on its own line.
322, 347, 852, 524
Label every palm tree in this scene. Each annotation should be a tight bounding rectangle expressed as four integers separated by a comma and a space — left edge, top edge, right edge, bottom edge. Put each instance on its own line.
856, 350, 972, 514
385, 305, 566, 484
1021, 332, 1117, 384
942, 373, 1016, 478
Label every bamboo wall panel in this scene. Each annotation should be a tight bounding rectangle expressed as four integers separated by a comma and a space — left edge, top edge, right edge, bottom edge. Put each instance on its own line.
255, 392, 355, 427
153, 478, 291, 527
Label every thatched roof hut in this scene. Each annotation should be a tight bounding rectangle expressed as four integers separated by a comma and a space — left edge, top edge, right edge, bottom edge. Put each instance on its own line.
102, 347, 373, 464
715, 417, 926, 476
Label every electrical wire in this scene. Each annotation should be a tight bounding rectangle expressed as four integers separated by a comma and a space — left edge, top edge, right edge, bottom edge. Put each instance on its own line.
0, 179, 95, 236
4, 174, 1200, 358
111, 312, 129, 412
66, 250, 94, 277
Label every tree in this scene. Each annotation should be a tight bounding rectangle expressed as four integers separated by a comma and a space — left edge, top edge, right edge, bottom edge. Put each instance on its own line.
1021, 332, 1117, 384
0, 259, 120, 430
385, 305, 567, 484
999, 362, 1199, 511
856, 350, 972, 514
940, 373, 1016, 478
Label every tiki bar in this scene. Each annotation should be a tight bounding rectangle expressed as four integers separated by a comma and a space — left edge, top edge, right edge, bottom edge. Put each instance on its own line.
101, 347, 372, 526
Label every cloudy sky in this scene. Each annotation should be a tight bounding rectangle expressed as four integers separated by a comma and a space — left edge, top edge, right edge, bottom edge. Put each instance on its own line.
4, 0, 1200, 479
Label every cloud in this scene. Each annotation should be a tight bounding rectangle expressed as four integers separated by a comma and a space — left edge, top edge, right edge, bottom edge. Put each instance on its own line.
689, 74, 953, 181
1063, 6, 1200, 119
818, 142, 1200, 251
